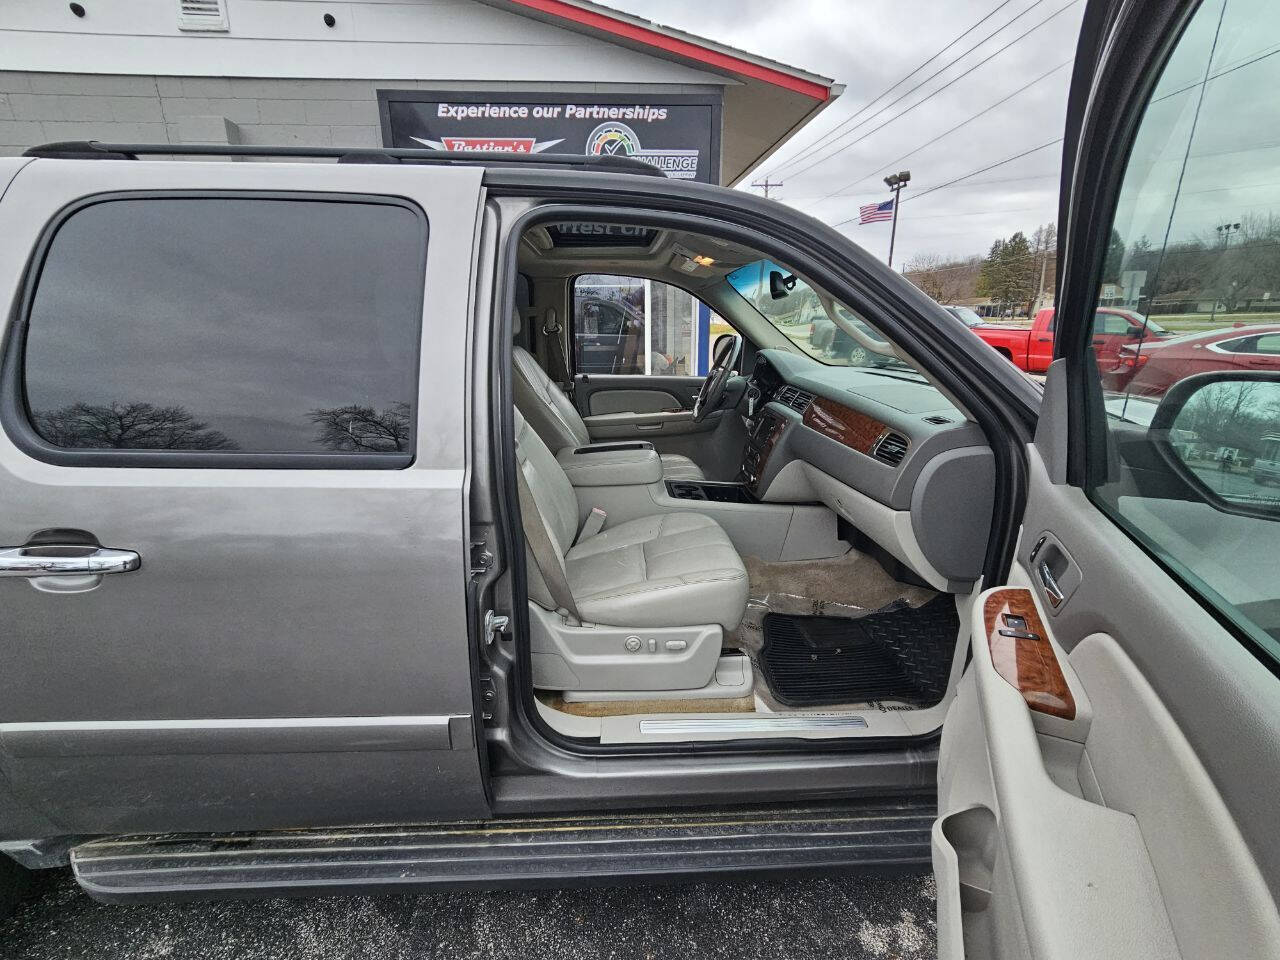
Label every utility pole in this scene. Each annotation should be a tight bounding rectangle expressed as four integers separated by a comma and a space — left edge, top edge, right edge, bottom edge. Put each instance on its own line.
1034, 247, 1049, 312
883, 170, 911, 269
750, 177, 783, 199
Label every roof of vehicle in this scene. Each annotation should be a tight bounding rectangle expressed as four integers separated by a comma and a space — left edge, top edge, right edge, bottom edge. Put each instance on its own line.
1124, 323, 1280, 350
21, 140, 669, 177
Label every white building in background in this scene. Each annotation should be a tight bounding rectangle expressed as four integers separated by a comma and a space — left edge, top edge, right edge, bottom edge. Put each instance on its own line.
0, 0, 841, 185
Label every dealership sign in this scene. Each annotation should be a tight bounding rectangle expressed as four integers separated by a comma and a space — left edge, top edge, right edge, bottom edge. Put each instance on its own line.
378, 92, 721, 183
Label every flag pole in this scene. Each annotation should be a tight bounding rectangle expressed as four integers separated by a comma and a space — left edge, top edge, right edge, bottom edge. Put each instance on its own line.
883, 171, 911, 269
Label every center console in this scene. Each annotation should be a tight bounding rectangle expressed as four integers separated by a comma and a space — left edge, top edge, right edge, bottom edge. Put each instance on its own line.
556, 441, 662, 487
739, 407, 787, 496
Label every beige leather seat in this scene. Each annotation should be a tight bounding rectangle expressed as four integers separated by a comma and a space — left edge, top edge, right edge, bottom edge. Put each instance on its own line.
511, 309, 705, 481
516, 411, 747, 631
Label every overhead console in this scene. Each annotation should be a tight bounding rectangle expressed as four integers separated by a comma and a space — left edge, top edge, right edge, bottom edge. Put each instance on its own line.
737, 350, 997, 590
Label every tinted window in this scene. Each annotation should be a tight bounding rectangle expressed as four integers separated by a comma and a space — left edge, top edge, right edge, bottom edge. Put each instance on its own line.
1086, 0, 1280, 663
1252, 334, 1280, 356
23, 197, 424, 459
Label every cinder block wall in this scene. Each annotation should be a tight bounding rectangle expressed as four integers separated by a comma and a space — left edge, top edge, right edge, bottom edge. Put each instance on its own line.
0, 73, 709, 156
0, 73, 409, 155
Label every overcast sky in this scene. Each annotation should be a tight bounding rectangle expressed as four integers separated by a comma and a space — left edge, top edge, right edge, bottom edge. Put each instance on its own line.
607, 0, 1087, 267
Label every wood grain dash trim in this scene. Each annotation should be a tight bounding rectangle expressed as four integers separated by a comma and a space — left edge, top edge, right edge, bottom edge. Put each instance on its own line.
802, 396, 891, 456
983, 588, 1076, 720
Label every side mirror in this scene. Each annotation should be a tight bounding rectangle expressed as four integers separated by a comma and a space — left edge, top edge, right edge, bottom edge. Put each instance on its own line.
712, 332, 740, 363
1149, 370, 1280, 520
769, 270, 797, 300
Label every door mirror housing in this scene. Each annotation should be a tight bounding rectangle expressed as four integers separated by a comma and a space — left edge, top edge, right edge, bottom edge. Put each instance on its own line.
1149, 371, 1280, 520
711, 332, 741, 366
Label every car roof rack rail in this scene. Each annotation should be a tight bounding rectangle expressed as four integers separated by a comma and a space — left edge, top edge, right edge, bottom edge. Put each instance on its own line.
20, 140, 668, 177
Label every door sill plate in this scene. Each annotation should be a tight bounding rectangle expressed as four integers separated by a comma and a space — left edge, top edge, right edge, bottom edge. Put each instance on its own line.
637, 715, 869, 734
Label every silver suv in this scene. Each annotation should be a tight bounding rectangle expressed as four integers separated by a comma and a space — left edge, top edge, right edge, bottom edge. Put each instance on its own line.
0, 3, 1278, 954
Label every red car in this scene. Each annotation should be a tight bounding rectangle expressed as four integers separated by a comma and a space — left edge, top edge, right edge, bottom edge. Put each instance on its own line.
1103, 323, 1280, 395
969, 306, 1167, 374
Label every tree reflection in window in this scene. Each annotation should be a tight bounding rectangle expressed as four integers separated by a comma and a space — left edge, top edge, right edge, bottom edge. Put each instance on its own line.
310, 402, 411, 453
33, 401, 238, 450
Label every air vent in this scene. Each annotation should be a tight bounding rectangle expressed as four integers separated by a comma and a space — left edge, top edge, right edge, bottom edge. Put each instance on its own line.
923, 415, 952, 425
872, 431, 909, 467
774, 385, 814, 414
178, 0, 229, 32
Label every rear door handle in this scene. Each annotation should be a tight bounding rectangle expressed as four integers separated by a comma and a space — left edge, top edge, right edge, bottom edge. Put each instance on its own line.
0, 545, 140, 578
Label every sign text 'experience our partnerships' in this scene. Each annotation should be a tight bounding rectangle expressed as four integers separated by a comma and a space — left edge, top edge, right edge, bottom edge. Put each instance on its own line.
379, 92, 721, 183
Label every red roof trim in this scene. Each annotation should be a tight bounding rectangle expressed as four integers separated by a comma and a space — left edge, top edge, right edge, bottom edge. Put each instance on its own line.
505, 0, 831, 101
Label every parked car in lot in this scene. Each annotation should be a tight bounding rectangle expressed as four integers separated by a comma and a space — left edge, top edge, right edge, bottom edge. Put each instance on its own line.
1103, 323, 1280, 395
0, 2, 1277, 957
807, 302, 897, 366
574, 295, 677, 376
970, 305, 1169, 373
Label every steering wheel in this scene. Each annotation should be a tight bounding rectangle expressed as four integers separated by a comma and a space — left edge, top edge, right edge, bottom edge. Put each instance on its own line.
692, 334, 742, 422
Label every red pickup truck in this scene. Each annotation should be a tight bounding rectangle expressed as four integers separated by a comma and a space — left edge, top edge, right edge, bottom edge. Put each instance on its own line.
965, 306, 1169, 373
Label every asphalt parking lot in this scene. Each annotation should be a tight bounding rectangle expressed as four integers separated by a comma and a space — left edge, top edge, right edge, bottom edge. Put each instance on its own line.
1, 869, 936, 960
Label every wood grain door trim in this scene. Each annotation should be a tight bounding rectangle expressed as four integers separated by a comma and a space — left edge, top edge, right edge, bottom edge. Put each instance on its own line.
983, 588, 1077, 720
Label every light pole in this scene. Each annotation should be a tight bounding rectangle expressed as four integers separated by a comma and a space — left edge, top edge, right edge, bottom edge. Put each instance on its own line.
1211, 221, 1241, 322
883, 170, 910, 269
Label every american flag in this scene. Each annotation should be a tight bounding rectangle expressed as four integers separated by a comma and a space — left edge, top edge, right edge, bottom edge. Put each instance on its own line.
859, 198, 895, 224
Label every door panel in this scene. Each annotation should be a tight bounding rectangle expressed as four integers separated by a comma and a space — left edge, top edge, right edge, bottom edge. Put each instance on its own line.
585, 387, 683, 416
575, 373, 703, 416
0, 159, 490, 837
936, 0, 1280, 953
934, 445, 1280, 959
574, 373, 748, 479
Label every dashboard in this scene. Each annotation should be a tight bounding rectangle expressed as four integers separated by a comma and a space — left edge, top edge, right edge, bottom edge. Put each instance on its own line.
739, 350, 997, 590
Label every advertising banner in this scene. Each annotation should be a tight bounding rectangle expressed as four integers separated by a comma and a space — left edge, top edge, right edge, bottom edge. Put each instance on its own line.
378, 92, 721, 183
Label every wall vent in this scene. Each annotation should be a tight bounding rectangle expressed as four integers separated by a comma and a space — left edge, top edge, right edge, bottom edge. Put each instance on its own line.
178, 0, 229, 32
872, 431, 909, 467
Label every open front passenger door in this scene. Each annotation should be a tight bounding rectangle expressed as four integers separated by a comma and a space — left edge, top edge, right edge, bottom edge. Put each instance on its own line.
933, 1, 1280, 956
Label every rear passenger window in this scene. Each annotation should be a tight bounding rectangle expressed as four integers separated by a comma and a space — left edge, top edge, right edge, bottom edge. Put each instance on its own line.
18, 196, 425, 462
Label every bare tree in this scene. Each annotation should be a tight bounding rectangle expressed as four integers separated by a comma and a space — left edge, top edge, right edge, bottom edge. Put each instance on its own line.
34, 401, 238, 449
310, 401, 411, 452
904, 253, 983, 304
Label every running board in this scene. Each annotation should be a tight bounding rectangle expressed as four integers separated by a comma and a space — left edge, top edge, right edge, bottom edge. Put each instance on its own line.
71, 799, 935, 902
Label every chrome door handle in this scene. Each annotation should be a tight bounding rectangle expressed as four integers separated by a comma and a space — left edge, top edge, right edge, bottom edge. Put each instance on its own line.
0, 545, 140, 578
1038, 560, 1065, 608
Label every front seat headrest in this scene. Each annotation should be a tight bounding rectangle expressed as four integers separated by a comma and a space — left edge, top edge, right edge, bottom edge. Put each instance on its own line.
511, 304, 522, 336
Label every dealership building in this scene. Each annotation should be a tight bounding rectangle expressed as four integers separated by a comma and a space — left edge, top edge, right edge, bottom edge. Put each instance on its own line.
0, 0, 840, 184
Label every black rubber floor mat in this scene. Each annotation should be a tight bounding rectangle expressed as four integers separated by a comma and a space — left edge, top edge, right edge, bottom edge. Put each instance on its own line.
759, 595, 959, 708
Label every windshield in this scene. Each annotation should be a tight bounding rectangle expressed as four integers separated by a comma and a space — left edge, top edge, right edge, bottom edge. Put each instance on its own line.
946, 306, 985, 327
726, 260, 919, 375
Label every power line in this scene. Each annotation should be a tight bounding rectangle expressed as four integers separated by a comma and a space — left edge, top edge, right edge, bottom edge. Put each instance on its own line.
1151, 42, 1280, 106
903, 139, 1063, 202
822, 58, 1072, 202
780, 170, 1059, 204
831, 138, 1062, 228
786, 0, 1079, 188
900, 203, 1047, 221
764, 0, 1023, 177
773, 0, 1053, 182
